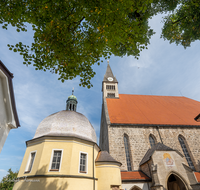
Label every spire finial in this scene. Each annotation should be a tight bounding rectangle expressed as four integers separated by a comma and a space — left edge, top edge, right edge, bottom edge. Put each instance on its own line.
72, 87, 74, 95
107, 60, 109, 64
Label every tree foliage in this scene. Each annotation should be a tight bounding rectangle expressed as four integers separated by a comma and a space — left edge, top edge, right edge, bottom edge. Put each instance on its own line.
162, 0, 200, 48
0, 168, 18, 190
0, 0, 183, 88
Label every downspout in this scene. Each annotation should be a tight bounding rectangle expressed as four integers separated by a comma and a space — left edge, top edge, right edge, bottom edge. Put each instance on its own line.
157, 126, 163, 144
93, 144, 95, 190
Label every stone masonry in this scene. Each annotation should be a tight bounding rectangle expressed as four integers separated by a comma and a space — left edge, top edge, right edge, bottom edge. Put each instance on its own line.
107, 125, 200, 171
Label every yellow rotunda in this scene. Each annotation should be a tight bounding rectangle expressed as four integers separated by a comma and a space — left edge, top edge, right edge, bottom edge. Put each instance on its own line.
13, 92, 122, 190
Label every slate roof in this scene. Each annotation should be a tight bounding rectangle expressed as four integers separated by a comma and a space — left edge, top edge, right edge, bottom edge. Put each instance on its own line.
33, 110, 97, 143
106, 94, 200, 126
95, 151, 121, 165
140, 143, 174, 166
103, 63, 118, 83
194, 172, 200, 182
121, 171, 151, 181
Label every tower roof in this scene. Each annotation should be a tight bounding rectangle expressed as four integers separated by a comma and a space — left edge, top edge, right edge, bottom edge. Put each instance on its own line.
66, 89, 78, 111
67, 94, 77, 101
95, 151, 122, 165
103, 63, 118, 83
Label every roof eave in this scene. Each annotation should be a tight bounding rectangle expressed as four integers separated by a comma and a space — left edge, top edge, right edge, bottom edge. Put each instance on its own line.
110, 123, 200, 128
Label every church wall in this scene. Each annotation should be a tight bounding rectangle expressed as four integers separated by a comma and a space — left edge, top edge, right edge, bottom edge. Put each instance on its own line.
17, 141, 45, 177
96, 162, 122, 190
107, 125, 200, 171
0, 74, 11, 152
13, 177, 94, 190
17, 138, 99, 179
158, 126, 200, 171
151, 150, 198, 189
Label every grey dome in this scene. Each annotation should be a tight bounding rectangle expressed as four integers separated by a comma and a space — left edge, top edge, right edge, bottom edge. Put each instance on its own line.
33, 110, 97, 143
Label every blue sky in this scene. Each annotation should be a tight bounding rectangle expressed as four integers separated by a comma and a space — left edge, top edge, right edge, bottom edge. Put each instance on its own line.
1, 14, 200, 180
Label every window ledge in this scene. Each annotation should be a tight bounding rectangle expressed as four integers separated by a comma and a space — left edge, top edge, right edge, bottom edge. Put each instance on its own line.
79, 171, 87, 173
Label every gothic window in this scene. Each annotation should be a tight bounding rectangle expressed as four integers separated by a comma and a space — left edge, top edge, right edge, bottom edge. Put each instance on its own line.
149, 135, 156, 147
79, 152, 87, 173
107, 93, 115, 98
25, 151, 36, 173
124, 135, 132, 171
178, 136, 195, 170
50, 150, 62, 171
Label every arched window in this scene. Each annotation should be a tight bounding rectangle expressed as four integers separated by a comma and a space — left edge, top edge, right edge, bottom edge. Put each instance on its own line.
149, 135, 156, 147
124, 135, 132, 171
178, 136, 195, 170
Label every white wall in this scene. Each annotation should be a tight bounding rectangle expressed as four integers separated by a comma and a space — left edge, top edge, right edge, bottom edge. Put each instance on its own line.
0, 71, 16, 153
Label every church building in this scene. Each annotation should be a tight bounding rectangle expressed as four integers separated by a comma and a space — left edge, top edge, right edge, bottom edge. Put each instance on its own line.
13, 91, 122, 190
100, 63, 200, 190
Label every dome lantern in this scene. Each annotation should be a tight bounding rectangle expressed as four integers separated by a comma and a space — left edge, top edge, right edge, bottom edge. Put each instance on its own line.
66, 88, 78, 111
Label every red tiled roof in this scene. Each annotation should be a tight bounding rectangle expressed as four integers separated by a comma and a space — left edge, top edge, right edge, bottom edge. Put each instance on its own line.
121, 171, 151, 181
194, 172, 200, 182
106, 94, 200, 126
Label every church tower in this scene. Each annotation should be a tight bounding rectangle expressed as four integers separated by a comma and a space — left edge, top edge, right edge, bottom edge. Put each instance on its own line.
102, 60, 119, 99
100, 61, 119, 152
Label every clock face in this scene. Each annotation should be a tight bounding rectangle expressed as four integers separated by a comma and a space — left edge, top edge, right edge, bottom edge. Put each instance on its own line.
107, 77, 113, 82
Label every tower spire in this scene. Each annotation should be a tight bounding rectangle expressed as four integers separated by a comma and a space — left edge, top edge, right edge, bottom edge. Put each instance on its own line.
66, 89, 78, 111
103, 61, 118, 83
102, 60, 119, 98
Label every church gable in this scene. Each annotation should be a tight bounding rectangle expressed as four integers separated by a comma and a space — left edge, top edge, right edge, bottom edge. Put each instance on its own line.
139, 143, 175, 166
139, 146, 200, 189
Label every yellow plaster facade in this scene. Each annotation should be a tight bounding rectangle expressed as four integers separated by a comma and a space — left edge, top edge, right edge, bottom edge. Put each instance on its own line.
13, 136, 121, 190
96, 162, 122, 190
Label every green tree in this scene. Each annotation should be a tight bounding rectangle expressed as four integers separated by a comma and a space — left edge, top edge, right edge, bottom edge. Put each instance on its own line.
0, 168, 18, 190
161, 0, 200, 48
0, 0, 178, 88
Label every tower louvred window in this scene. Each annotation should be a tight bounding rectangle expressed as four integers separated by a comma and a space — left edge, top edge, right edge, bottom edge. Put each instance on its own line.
107, 93, 115, 98
106, 85, 115, 90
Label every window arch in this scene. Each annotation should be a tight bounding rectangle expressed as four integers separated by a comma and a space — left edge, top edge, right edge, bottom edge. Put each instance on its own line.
178, 136, 195, 170
149, 134, 156, 148
124, 135, 132, 171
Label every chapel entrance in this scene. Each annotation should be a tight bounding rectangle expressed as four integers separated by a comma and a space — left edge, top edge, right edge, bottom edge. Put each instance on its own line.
167, 174, 187, 190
